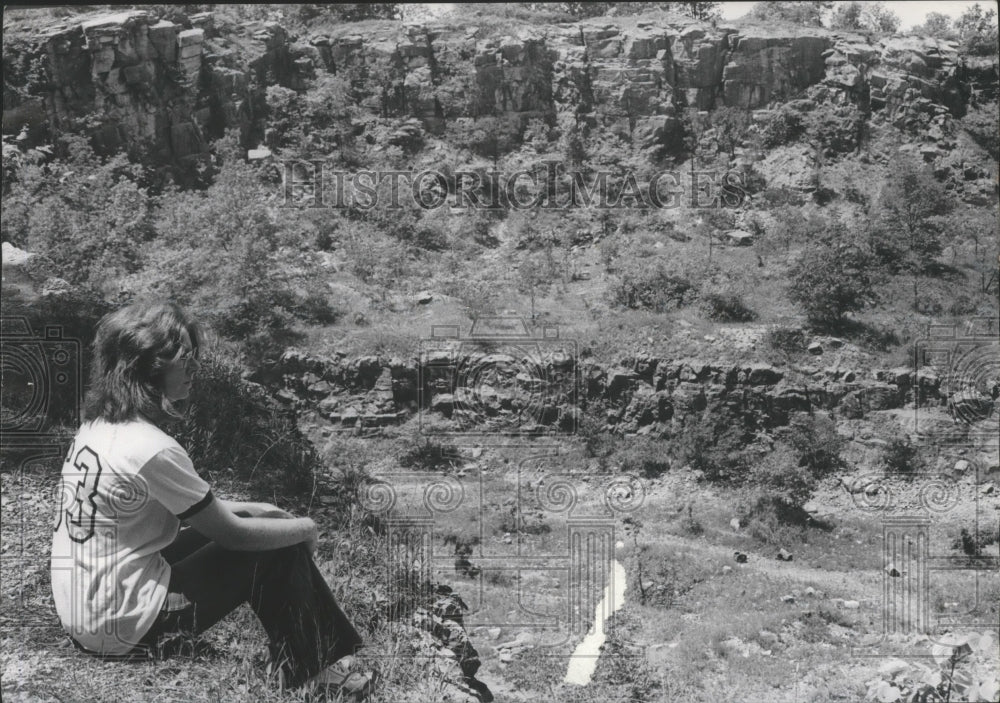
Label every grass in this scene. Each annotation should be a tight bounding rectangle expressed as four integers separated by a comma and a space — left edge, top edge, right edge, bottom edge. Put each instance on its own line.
4, 401, 998, 702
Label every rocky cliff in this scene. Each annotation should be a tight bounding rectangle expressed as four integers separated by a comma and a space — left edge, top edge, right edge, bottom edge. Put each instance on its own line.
3, 10, 296, 165
4, 8, 996, 170
254, 344, 998, 468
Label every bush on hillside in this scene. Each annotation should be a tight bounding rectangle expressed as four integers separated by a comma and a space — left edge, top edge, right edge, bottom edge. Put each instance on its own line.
868, 155, 952, 276
700, 291, 757, 322
760, 107, 806, 149
763, 326, 808, 357
805, 105, 865, 155
617, 437, 671, 478
742, 414, 845, 523
881, 432, 924, 474
6, 135, 156, 296
608, 259, 694, 312
674, 402, 753, 483
787, 223, 876, 328
177, 355, 320, 496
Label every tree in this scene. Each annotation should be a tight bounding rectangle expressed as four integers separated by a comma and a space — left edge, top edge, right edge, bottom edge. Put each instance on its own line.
142, 134, 333, 363
673, 2, 722, 21
14, 134, 155, 296
456, 117, 520, 168
861, 2, 900, 33
519, 2, 721, 19
830, 2, 900, 33
709, 106, 750, 159
299, 3, 399, 21
748, 1, 832, 27
516, 250, 556, 321
954, 3, 999, 55
788, 222, 875, 327
913, 12, 953, 38
829, 1, 863, 30
747, 414, 844, 516
869, 156, 952, 305
759, 206, 827, 263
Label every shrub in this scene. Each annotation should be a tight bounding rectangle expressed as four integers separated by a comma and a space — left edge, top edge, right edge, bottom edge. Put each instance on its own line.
955, 3, 1000, 56
618, 437, 671, 478
577, 412, 619, 469
787, 224, 876, 328
743, 414, 845, 521
863, 631, 1000, 703
948, 294, 979, 316
749, 1, 827, 26
951, 526, 999, 557
962, 105, 1000, 160
700, 292, 757, 322
398, 438, 460, 472
177, 355, 319, 497
0, 286, 113, 437
805, 105, 865, 155
764, 326, 807, 356
785, 413, 846, 478
881, 433, 924, 474
608, 259, 694, 312
869, 155, 951, 276
137, 135, 331, 365
292, 291, 342, 324
674, 402, 752, 483
758, 186, 806, 209
342, 225, 412, 288
10, 134, 156, 296
760, 107, 806, 148
747, 444, 819, 513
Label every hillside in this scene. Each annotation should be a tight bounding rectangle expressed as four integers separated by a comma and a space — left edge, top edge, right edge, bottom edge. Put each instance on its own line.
1, 4, 999, 703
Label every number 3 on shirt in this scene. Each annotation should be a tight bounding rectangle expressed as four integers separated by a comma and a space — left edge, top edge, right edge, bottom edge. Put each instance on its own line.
55, 443, 103, 544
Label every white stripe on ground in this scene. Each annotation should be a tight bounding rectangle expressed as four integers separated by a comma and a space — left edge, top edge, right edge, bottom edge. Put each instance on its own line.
563, 558, 628, 686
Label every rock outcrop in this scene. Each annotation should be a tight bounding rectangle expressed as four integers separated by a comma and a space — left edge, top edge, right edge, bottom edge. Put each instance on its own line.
3, 10, 311, 166
4, 9, 994, 170
252, 346, 996, 444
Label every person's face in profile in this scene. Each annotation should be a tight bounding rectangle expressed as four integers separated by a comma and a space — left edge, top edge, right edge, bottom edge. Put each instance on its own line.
161, 328, 199, 402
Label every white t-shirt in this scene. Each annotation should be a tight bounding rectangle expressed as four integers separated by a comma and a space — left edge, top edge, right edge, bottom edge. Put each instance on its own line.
50, 418, 213, 654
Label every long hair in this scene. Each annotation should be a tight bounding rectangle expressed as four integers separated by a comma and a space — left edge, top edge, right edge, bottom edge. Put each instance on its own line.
83, 301, 202, 425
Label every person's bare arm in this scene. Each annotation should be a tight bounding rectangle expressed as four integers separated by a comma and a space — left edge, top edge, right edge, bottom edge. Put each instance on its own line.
184, 498, 317, 553
220, 499, 294, 519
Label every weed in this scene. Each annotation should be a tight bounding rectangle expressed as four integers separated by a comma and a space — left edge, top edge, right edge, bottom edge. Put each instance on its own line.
608, 259, 694, 312
398, 438, 460, 472
881, 433, 924, 475
700, 292, 758, 322
764, 326, 808, 357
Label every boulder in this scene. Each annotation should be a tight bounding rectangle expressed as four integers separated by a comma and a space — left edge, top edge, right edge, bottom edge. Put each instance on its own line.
722, 229, 754, 246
